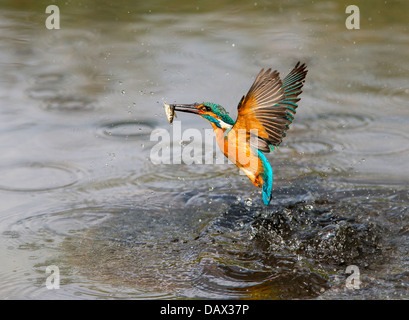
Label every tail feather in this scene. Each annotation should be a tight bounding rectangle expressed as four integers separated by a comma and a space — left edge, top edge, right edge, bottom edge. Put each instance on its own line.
257, 150, 273, 205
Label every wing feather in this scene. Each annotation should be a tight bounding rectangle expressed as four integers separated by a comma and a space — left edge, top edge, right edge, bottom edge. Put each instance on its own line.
230, 62, 308, 152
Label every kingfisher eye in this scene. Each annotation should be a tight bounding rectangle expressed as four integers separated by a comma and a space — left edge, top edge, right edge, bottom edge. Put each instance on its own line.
204, 105, 212, 112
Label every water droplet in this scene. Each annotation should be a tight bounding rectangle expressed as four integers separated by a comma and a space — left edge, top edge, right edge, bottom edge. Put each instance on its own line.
121, 90, 125, 95
305, 204, 314, 211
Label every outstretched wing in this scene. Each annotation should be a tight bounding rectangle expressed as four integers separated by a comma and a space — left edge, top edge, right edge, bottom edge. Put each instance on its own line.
231, 62, 308, 153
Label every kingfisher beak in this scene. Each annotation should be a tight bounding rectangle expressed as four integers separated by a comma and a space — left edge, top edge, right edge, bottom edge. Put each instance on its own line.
172, 103, 201, 115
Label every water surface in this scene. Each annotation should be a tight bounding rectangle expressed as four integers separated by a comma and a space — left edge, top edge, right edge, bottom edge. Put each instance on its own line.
1, 0, 408, 299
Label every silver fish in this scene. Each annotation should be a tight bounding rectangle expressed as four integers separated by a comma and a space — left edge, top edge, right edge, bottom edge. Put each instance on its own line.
163, 102, 176, 124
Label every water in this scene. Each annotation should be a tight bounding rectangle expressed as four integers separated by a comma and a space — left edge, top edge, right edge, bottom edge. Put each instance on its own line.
1, 0, 409, 299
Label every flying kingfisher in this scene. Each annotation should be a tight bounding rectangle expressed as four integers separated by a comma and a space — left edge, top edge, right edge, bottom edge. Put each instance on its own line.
164, 62, 308, 205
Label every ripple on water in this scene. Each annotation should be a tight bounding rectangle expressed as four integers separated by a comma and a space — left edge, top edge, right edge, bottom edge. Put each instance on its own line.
279, 113, 374, 162
59, 195, 330, 299
4, 185, 406, 299
279, 138, 342, 157
26, 70, 97, 112
341, 129, 409, 157
26, 86, 96, 112
32, 72, 66, 85
134, 164, 229, 192
1, 206, 126, 299
42, 96, 96, 112
8, 207, 118, 241
0, 162, 84, 192
378, 85, 409, 110
96, 120, 155, 140
293, 113, 373, 133
189, 256, 328, 299
26, 72, 66, 100
25, 86, 62, 100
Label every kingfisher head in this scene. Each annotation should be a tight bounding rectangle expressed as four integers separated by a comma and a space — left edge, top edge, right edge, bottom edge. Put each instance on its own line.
171, 102, 235, 130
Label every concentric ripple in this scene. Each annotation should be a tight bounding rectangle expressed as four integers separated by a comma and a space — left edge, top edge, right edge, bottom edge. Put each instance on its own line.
1, 206, 126, 299
42, 96, 96, 112
0, 162, 83, 192
279, 138, 342, 157
96, 120, 155, 140
293, 113, 373, 133
32, 72, 66, 85
134, 164, 230, 192
342, 129, 409, 156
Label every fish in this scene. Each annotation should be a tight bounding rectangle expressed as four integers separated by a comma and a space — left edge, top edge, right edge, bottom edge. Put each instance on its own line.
163, 102, 176, 124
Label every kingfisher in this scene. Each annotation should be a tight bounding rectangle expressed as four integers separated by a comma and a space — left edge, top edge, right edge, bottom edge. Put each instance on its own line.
164, 62, 307, 205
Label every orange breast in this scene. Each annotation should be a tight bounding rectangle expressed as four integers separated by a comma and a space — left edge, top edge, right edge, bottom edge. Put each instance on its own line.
214, 127, 265, 188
